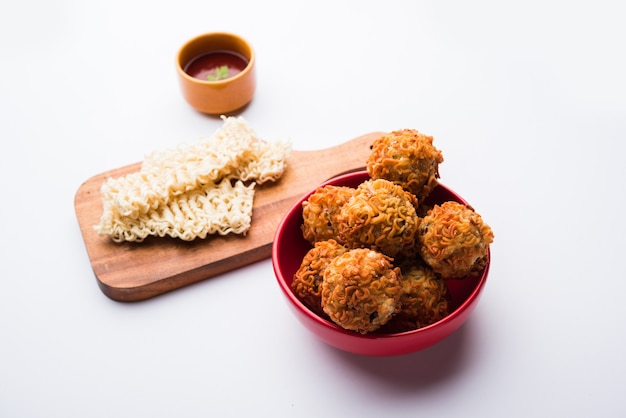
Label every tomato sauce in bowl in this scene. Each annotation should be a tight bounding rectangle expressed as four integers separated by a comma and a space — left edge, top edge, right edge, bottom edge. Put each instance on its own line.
184, 51, 249, 82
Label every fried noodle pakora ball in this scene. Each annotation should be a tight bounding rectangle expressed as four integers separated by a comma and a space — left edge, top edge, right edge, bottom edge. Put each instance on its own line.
301, 185, 355, 244
366, 129, 444, 201
418, 201, 494, 278
321, 248, 403, 334
291, 239, 347, 317
382, 263, 450, 332
337, 178, 420, 258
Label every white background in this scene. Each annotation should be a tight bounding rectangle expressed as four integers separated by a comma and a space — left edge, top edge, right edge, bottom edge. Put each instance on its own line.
1, 1, 625, 417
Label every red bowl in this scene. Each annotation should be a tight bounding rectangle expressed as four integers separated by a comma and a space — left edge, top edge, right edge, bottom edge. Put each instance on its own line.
272, 170, 490, 357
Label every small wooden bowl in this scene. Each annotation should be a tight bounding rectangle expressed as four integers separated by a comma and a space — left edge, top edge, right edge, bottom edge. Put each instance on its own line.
176, 32, 256, 114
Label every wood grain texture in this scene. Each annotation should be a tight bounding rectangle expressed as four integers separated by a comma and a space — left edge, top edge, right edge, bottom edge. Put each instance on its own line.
74, 132, 381, 302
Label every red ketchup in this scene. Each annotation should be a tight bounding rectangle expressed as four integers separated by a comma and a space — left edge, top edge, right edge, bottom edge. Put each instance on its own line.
184, 51, 249, 81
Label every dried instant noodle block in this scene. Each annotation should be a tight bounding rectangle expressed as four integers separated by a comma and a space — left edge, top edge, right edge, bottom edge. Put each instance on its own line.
99, 116, 290, 219
95, 116, 291, 242
97, 179, 255, 242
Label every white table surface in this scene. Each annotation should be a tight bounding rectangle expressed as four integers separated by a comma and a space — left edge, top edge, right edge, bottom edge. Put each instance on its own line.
1, 1, 625, 417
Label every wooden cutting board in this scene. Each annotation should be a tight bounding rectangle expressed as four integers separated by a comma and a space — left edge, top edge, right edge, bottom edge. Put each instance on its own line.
74, 132, 381, 302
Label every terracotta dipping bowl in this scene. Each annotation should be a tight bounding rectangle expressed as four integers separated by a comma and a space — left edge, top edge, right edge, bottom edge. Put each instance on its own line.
176, 32, 256, 114
272, 171, 490, 357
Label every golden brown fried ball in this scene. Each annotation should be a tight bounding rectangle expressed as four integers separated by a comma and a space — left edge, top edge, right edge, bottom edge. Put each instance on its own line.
337, 178, 420, 258
383, 263, 450, 332
366, 129, 444, 201
321, 248, 403, 334
301, 185, 355, 244
291, 239, 347, 317
418, 201, 494, 278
